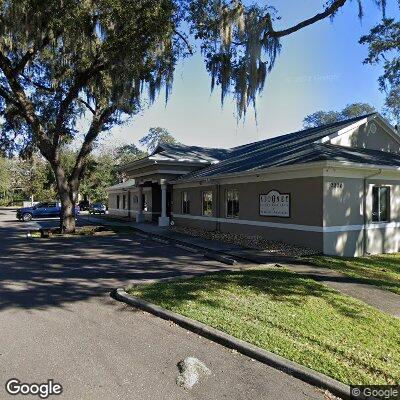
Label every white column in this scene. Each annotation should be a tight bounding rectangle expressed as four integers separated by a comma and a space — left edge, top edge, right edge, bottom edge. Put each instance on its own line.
158, 179, 170, 227
136, 186, 145, 222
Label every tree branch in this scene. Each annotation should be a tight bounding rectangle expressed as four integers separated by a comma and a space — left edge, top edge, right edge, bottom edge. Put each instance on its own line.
77, 97, 96, 114
20, 73, 55, 92
53, 60, 105, 147
69, 104, 117, 189
0, 84, 20, 108
0, 51, 53, 159
15, 34, 54, 73
174, 30, 194, 55
270, 0, 348, 38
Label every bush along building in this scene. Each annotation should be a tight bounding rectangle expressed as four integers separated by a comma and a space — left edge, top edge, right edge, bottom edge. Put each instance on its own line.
107, 113, 400, 257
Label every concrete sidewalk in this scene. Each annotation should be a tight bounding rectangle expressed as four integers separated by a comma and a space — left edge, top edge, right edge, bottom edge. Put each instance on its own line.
283, 263, 400, 318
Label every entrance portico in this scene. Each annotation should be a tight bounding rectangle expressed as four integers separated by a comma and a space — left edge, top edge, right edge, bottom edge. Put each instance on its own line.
135, 185, 145, 223
158, 179, 170, 226
133, 179, 171, 226
108, 142, 226, 226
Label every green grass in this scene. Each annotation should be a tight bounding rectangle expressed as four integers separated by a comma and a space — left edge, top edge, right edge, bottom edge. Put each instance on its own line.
129, 267, 400, 385
308, 254, 400, 295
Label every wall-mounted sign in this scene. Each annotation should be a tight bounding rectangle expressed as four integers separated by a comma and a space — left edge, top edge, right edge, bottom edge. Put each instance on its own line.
260, 190, 290, 218
328, 182, 344, 189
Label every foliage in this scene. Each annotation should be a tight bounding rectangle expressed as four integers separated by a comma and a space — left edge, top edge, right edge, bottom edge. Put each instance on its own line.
0, 0, 389, 230
0, 155, 56, 205
130, 267, 400, 385
0, 156, 11, 204
139, 127, 177, 153
360, 18, 400, 124
303, 102, 376, 128
114, 143, 147, 165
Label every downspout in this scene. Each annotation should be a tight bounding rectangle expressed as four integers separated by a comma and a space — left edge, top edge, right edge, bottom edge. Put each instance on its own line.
127, 189, 131, 220
216, 182, 221, 232
363, 169, 382, 255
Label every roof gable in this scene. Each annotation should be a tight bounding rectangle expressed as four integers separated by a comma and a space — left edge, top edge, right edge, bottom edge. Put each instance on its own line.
171, 113, 400, 182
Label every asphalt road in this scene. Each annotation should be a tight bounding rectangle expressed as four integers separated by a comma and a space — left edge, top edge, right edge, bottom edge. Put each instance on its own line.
0, 208, 328, 400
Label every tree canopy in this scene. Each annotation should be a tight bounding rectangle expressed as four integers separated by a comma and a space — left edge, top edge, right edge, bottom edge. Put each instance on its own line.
0, 0, 391, 231
360, 18, 400, 124
139, 127, 178, 153
303, 103, 376, 128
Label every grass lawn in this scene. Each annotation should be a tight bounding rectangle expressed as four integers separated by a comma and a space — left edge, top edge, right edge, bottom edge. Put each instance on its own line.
308, 254, 400, 295
129, 267, 400, 385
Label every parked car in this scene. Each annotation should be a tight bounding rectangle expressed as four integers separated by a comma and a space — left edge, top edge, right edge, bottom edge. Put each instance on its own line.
16, 202, 79, 222
88, 203, 107, 215
78, 200, 90, 211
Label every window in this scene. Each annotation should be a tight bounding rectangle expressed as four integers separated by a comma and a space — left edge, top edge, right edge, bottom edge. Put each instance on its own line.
122, 195, 126, 209
116, 195, 120, 209
202, 191, 213, 216
372, 186, 390, 222
182, 191, 190, 214
226, 189, 239, 218
47, 203, 57, 208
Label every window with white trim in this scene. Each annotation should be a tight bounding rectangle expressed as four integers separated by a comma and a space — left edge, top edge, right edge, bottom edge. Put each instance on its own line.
122, 195, 126, 209
182, 191, 190, 214
202, 191, 213, 216
226, 189, 239, 218
372, 186, 390, 222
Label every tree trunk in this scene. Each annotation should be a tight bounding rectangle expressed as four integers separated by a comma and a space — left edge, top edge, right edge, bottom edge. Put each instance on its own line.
52, 162, 77, 234
59, 190, 76, 233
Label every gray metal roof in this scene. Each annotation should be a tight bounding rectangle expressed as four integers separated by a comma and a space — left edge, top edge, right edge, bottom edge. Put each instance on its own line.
119, 142, 231, 172
150, 143, 231, 163
172, 113, 386, 181
294, 143, 400, 167
107, 179, 136, 191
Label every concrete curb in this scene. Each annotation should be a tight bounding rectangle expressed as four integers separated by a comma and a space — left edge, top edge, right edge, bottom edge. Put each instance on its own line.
112, 288, 352, 400
204, 252, 237, 265
133, 230, 239, 266
82, 215, 309, 266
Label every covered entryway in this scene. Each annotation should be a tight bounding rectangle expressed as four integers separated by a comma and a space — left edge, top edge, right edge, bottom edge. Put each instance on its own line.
134, 179, 172, 226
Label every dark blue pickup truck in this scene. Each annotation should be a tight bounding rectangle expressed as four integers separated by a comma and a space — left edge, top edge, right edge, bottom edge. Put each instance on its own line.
16, 202, 79, 222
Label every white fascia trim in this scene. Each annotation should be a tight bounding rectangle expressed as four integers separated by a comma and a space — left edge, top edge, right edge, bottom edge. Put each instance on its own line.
172, 161, 400, 189
172, 213, 400, 233
107, 187, 151, 193
324, 161, 400, 175
122, 158, 212, 173
375, 114, 400, 144
119, 158, 155, 172
320, 118, 368, 144
172, 162, 328, 187
321, 114, 400, 146
128, 169, 193, 179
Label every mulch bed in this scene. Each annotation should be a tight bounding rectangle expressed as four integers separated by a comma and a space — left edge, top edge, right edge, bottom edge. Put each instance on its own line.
170, 226, 319, 257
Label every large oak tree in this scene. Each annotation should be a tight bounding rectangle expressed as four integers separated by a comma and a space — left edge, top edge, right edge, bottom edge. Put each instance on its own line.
0, 0, 389, 232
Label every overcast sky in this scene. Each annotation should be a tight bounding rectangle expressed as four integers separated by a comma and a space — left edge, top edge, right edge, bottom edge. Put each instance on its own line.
103, 0, 399, 150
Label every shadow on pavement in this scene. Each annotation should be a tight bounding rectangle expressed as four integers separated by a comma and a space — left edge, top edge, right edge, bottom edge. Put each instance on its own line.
0, 216, 225, 311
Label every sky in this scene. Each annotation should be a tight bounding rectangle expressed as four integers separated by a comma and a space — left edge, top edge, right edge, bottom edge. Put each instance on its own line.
104, 0, 399, 150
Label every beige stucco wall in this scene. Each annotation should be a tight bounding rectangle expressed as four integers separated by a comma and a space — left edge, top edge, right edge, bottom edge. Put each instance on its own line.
108, 188, 153, 221
329, 120, 400, 153
323, 176, 400, 256
172, 177, 324, 251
